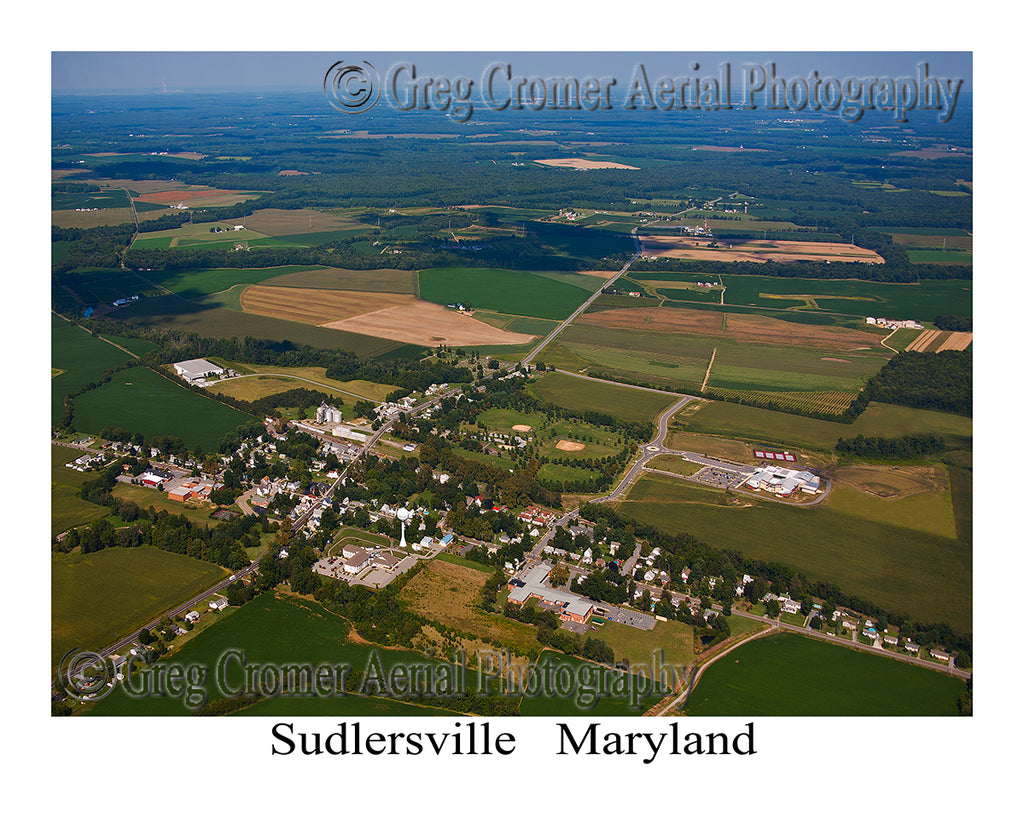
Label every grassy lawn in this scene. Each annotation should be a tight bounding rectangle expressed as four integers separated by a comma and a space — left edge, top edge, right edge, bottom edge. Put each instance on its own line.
594, 618, 696, 669
111, 483, 224, 528
616, 473, 971, 631
72, 366, 256, 451
52, 546, 228, 669
685, 632, 966, 715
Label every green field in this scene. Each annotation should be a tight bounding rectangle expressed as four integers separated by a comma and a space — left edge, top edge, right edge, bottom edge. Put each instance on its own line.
672, 398, 973, 453
144, 265, 329, 299
685, 632, 966, 715
720, 275, 972, 319
418, 267, 592, 320
616, 473, 971, 631
52, 314, 136, 426
52, 547, 228, 669
907, 250, 974, 265
113, 295, 402, 357
51, 445, 110, 537
528, 372, 677, 423
595, 618, 697, 670
72, 365, 255, 451
84, 593, 504, 716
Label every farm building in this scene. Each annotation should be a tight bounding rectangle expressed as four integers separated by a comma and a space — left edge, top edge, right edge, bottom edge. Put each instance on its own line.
173, 358, 224, 384
506, 565, 594, 624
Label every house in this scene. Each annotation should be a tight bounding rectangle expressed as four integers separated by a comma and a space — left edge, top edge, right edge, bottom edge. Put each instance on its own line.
184, 611, 200, 624
208, 596, 228, 611
930, 649, 951, 662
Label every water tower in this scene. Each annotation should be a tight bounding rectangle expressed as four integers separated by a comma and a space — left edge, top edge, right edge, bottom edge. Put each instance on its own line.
396, 506, 412, 549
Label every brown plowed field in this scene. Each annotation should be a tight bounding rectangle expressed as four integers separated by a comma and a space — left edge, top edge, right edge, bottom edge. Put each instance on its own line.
535, 157, 640, 170
639, 236, 883, 263
322, 301, 537, 347
240, 286, 413, 325
578, 306, 883, 349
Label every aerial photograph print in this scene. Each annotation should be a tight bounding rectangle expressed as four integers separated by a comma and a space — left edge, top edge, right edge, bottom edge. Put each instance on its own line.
49, 50, 974, 725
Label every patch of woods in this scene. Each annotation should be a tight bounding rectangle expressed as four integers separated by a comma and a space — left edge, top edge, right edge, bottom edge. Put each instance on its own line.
835, 432, 946, 460
846, 349, 972, 418
933, 314, 972, 332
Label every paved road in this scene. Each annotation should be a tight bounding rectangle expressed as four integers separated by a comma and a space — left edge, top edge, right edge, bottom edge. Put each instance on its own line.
522, 250, 641, 365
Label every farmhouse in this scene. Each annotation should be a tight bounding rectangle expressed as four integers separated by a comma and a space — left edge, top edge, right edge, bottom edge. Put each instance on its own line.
506, 564, 594, 624
173, 358, 225, 384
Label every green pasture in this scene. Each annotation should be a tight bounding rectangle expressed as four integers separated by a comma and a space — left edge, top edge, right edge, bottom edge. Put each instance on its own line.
52, 547, 228, 669
144, 265, 328, 299
51, 445, 110, 537
672, 399, 973, 453
72, 366, 255, 451
685, 632, 965, 715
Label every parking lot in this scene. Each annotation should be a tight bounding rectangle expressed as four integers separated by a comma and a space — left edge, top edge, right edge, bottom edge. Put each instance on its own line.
601, 605, 656, 631
693, 465, 746, 488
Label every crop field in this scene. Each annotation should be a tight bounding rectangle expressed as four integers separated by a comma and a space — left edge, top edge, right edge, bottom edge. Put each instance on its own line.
528, 372, 677, 423
144, 265, 329, 299
903, 329, 973, 352
112, 295, 403, 357
324, 300, 537, 347
52, 547, 228, 669
52, 314, 136, 425
51, 445, 110, 537
259, 267, 419, 295
639, 236, 883, 263
84, 593, 477, 716
51, 207, 167, 229
239, 285, 415, 325
825, 466, 957, 539
720, 275, 972, 319
670, 398, 973, 453
72, 366, 255, 451
418, 267, 592, 320
133, 186, 264, 208
907, 250, 973, 264
704, 387, 859, 416
684, 632, 965, 716
238, 207, 371, 235
616, 473, 971, 631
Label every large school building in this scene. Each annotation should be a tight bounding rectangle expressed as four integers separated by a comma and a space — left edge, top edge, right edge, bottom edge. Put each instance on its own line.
506, 565, 594, 624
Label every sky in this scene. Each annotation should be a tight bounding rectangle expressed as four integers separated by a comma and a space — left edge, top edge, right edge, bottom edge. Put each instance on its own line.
51, 51, 972, 95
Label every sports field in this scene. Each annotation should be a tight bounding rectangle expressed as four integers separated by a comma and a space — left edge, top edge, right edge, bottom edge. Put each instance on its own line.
418, 267, 593, 320
52, 547, 228, 669
72, 366, 255, 451
684, 632, 966, 715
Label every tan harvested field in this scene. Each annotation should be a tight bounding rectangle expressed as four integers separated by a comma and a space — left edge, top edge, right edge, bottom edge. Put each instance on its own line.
135, 188, 264, 207
936, 332, 973, 351
240, 208, 366, 235
51, 208, 168, 228
904, 328, 942, 352
323, 301, 538, 347
556, 440, 586, 451
639, 236, 883, 264
85, 151, 206, 160
277, 169, 310, 176
240, 285, 414, 325
512, 424, 533, 432
829, 465, 946, 499
261, 267, 419, 295
578, 305, 884, 350
535, 157, 640, 170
